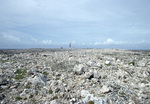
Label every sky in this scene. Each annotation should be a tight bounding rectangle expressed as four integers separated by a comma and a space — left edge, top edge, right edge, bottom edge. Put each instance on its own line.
0, 0, 150, 49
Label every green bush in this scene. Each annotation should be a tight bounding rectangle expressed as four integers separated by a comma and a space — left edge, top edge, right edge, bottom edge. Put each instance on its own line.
129, 62, 135, 66
49, 89, 53, 94
120, 92, 126, 96
0, 60, 9, 63
43, 71, 49, 75
89, 100, 94, 104
15, 96, 22, 100
0, 87, 2, 93
52, 96, 58, 100
23, 97, 27, 100
15, 74, 25, 79
29, 94, 34, 98
15, 69, 28, 75
56, 78, 60, 80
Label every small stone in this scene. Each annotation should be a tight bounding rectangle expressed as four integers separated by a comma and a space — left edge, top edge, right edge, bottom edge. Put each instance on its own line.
105, 61, 111, 65
81, 90, 91, 97
100, 85, 111, 93
45, 101, 50, 104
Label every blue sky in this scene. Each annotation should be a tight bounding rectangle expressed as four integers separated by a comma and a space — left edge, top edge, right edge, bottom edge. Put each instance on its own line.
0, 0, 150, 49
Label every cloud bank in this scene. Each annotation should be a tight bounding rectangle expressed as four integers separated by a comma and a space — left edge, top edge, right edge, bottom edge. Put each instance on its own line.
0, 0, 150, 49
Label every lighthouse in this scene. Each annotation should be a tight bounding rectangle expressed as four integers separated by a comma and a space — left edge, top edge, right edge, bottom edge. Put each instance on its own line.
69, 43, 71, 48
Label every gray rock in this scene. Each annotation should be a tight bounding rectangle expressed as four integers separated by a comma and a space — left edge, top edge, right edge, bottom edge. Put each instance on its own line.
84, 72, 94, 79
49, 100, 57, 104
93, 70, 101, 79
28, 75, 46, 86
45, 101, 50, 104
73, 64, 87, 75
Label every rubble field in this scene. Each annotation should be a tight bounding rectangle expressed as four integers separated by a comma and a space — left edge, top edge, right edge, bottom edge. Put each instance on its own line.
0, 49, 150, 104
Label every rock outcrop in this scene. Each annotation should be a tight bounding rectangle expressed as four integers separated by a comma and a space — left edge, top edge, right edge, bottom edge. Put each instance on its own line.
0, 49, 150, 104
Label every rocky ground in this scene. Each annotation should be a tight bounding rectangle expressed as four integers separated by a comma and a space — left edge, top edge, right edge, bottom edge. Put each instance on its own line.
0, 49, 150, 104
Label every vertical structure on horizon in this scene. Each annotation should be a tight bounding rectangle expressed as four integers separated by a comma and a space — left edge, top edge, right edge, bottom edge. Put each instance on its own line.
69, 43, 71, 48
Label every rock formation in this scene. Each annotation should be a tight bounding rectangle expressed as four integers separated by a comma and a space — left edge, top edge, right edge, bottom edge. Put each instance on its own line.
0, 49, 150, 104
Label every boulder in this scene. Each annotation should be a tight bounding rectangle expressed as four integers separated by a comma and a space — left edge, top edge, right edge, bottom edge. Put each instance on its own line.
93, 70, 101, 79
28, 74, 47, 86
73, 64, 87, 75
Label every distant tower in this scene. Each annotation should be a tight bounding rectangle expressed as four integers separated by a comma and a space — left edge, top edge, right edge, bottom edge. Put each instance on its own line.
69, 43, 71, 48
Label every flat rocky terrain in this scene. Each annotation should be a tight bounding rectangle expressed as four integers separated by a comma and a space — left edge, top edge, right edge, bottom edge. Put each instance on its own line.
0, 49, 150, 104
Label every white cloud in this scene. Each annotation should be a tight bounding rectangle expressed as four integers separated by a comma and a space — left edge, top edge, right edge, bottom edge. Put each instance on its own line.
2, 33, 21, 42
138, 40, 150, 44
31, 36, 38, 42
103, 38, 129, 45
93, 38, 129, 46
42, 40, 52, 45
103, 38, 114, 45
94, 42, 101, 45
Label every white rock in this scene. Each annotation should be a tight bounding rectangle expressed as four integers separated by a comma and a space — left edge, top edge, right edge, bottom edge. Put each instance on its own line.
87, 60, 96, 66
105, 61, 111, 65
142, 71, 149, 77
93, 70, 101, 79
73, 64, 87, 75
28, 75, 45, 86
84, 71, 93, 79
100, 85, 111, 93
49, 100, 57, 104
81, 90, 91, 97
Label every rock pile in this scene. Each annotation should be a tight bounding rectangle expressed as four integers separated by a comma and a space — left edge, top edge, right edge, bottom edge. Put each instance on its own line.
0, 49, 150, 104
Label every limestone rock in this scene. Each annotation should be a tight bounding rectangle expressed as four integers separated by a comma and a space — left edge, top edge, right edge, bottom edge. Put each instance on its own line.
73, 64, 87, 75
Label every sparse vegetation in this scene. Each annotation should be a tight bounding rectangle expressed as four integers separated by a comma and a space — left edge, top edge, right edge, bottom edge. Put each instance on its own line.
119, 92, 126, 96
15, 69, 28, 80
29, 94, 34, 98
0, 59, 9, 63
15, 96, 22, 101
16, 83, 20, 88
32, 98, 36, 103
35, 91, 38, 95
105, 64, 111, 66
52, 96, 58, 100
56, 78, 60, 80
23, 97, 27, 100
49, 89, 53, 94
25, 85, 31, 89
0, 87, 2, 93
15, 69, 28, 75
15, 74, 25, 79
128, 62, 135, 66
1, 49, 150, 104
89, 100, 94, 104
43, 71, 49, 75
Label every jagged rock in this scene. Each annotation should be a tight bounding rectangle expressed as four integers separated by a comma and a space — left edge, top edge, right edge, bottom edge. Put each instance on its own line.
100, 85, 111, 93
93, 70, 101, 79
79, 90, 111, 104
0, 49, 150, 104
28, 75, 46, 86
49, 100, 57, 104
45, 101, 50, 104
87, 60, 96, 67
84, 71, 94, 79
73, 64, 87, 75
81, 90, 91, 97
